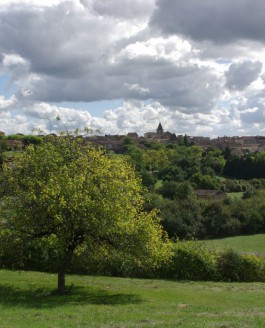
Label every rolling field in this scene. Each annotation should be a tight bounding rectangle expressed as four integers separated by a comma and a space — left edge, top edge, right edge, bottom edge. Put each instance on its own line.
0, 270, 265, 328
202, 234, 265, 254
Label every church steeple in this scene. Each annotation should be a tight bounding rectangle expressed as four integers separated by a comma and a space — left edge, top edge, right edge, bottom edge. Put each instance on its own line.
157, 123, 164, 135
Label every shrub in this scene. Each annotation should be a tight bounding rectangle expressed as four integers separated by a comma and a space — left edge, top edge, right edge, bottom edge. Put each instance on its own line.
161, 242, 265, 283
163, 241, 217, 281
158, 181, 195, 201
216, 249, 265, 282
191, 173, 220, 190
159, 200, 203, 239
240, 254, 265, 282
200, 202, 241, 238
70, 245, 169, 279
222, 179, 244, 192
216, 249, 244, 281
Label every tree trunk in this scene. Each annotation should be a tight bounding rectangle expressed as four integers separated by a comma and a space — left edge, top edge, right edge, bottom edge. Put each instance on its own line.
58, 268, 67, 295
57, 247, 74, 295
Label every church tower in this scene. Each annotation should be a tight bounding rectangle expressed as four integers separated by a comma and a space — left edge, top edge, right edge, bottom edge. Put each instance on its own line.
157, 123, 164, 136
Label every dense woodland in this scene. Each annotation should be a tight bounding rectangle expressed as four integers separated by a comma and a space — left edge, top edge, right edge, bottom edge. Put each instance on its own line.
1, 133, 265, 241
1, 133, 265, 287
122, 137, 265, 239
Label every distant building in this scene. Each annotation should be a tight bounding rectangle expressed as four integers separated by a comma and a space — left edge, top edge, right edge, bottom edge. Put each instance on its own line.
196, 189, 226, 200
157, 123, 164, 135
144, 123, 177, 143
127, 132, 138, 139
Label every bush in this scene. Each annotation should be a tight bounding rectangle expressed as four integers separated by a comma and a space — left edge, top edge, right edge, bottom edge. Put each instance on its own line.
216, 249, 265, 282
0, 233, 61, 272
159, 200, 203, 239
161, 242, 265, 283
200, 202, 241, 238
222, 179, 244, 192
163, 241, 217, 281
191, 173, 220, 190
216, 249, 244, 281
70, 245, 168, 279
240, 254, 265, 282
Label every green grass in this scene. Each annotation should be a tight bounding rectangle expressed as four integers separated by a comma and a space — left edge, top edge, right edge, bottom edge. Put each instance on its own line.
202, 234, 265, 254
216, 176, 226, 182
3, 150, 23, 159
1, 270, 265, 327
226, 192, 244, 200
154, 179, 163, 190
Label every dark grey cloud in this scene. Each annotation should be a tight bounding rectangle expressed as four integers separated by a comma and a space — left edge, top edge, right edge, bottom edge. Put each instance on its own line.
0, 2, 114, 78
241, 108, 265, 124
109, 54, 222, 112
225, 61, 262, 90
150, 0, 265, 44
20, 72, 124, 103
20, 53, 222, 114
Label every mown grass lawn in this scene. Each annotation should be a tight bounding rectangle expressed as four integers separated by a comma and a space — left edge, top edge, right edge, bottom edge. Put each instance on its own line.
202, 234, 265, 255
1, 270, 265, 328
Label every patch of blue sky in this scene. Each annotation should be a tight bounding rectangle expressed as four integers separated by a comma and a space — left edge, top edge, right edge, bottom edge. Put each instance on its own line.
216, 58, 231, 65
57, 99, 124, 117
220, 99, 232, 108
56, 99, 154, 117
0, 73, 17, 97
143, 99, 153, 105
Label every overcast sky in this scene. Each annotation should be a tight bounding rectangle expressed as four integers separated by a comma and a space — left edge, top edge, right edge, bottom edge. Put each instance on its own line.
1, 0, 265, 137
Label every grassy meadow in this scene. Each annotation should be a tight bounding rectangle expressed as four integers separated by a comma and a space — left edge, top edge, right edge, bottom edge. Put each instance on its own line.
1, 270, 265, 328
226, 192, 244, 200
202, 234, 265, 254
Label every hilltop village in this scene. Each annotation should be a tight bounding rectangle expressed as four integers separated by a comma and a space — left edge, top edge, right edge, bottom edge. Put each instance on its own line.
1, 124, 265, 155
85, 123, 265, 155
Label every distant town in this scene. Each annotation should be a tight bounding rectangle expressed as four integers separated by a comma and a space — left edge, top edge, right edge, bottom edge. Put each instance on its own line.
1, 123, 265, 155
84, 123, 265, 155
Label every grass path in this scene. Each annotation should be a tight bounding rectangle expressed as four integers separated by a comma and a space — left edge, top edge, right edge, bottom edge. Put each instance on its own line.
1, 270, 265, 327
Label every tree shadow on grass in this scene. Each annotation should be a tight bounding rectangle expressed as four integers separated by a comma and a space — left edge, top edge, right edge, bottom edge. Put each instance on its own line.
0, 284, 142, 309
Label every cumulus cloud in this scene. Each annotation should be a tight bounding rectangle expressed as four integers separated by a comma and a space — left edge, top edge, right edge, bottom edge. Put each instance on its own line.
0, 0, 265, 137
0, 1, 222, 114
0, 0, 63, 7
1, 97, 264, 137
0, 2, 118, 77
226, 61, 263, 90
150, 0, 265, 44
0, 95, 17, 109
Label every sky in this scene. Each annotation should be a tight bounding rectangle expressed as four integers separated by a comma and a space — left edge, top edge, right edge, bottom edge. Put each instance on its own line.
1, 0, 265, 137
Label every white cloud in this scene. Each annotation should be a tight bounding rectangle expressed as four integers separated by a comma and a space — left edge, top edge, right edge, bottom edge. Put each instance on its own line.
0, 0, 265, 137
0, 95, 17, 109
0, 0, 73, 7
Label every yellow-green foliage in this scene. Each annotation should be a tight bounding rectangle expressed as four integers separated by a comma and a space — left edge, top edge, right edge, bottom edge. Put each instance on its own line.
163, 241, 217, 281
241, 254, 265, 281
0, 136, 172, 292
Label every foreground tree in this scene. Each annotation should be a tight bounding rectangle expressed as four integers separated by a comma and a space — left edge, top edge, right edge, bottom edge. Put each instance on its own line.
1, 137, 171, 294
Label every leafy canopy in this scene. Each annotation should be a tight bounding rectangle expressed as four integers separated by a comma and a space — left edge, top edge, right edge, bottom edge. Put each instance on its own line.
1, 137, 171, 293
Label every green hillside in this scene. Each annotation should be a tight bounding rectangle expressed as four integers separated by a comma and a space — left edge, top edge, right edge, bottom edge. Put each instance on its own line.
202, 234, 265, 254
